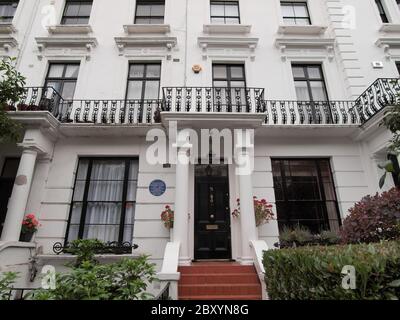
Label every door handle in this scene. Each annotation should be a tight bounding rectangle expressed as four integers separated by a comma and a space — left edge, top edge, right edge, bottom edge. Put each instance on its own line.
210, 214, 215, 219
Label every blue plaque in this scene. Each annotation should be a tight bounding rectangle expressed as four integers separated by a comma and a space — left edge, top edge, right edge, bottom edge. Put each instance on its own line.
149, 179, 166, 196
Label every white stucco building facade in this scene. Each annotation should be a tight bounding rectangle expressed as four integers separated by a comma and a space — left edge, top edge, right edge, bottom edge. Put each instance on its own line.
0, 0, 399, 299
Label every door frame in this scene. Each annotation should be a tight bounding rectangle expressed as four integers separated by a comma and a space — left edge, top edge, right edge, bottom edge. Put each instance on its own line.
193, 164, 233, 260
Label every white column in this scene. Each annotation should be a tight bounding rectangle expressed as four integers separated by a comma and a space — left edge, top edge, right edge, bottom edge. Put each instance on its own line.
1, 149, 38, 242
237, 149, 258, 265
173, 147, 191, 265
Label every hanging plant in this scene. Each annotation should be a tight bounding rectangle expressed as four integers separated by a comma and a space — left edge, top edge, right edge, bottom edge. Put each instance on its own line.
232, 197, 274, 227
161, 205, 174, 229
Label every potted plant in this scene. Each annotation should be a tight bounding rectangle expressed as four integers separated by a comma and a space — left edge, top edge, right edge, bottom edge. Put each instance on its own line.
19, 214, 40, 242
232, 196, 274, 227
161, 205, 174, 240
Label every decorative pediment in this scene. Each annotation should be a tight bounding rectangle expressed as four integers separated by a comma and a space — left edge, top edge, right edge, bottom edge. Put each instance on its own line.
35, 36, 98, 61
197, 36, 259, 60
275, 38, 335, 61
114, 36, 177, 57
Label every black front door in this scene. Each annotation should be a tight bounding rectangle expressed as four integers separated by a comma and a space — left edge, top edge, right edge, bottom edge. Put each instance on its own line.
194, 165, 231, 260
0, 158, 20, 237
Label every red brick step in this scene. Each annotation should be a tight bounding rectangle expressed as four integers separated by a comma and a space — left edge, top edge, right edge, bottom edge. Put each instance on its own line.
178, 262, 262, 300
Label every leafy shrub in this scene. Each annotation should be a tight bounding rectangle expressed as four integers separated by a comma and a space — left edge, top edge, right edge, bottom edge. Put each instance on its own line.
0, 272, 18, 300
278, 226, 340, 248
32, 256, 156, 300
65, 239, 106, 266
340, 188, 400, 244
263, 241, 400, 300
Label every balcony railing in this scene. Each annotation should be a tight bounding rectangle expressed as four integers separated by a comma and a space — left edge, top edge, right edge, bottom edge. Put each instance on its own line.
259, 100, 359, 125
61, 99, 162, 124
354, 78, 400, 123
5, 79, 399, 126
162, 87, 265, 113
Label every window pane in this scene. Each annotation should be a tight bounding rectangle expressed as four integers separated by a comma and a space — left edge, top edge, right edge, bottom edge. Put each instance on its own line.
310, 82, 327, 101
65, 65, 80, 78
73, 181, 86, 201
45, 81, 62, 94
65, 3, 79, 16
88, 181, 124, 201
213, 66, 227, 79
146, 64, 161, 78
225, 17, 240, 24
1, 158, 20, 178
144, 81, 160, 99
67, 225, 79, 241
91, 160, 125, 180
283, 17, 296, 25
293, 4, 308, 17
307, 66, 322, 79
230, 66, 244, 78
78, 3, 92, 16
130, 64, 145, 78
230, 81, 245, 88
151, 4, 165, 16
75, 17, 89, 24
211, 4, 224, 16
61, 82, 77, 100
225, 4, 239, 16
70, 203, 83, 224
281, 4, 294, 17
210, 17, 225, 24
48, 65, 64, 78
295, 81, 310, 100
213, 80, 228, 87
136, 4, 151, 16
127, 181, 138, 201
135, 17, 150, 24
292, 66, 305, 78
127, 81, 143, 99
296, 17, 310, 25
149, 17, 164, 24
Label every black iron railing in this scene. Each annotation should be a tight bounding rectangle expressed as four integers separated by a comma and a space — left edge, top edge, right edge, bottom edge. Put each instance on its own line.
6, 79, 399, 125
155, 282, 171, 300
259, 100, 358, 125
354, 78, 400, 123
162, 87, 265, 113
53, 241, 139, 255
7, 288, 39, 300
61, 99, 162, 124
4, 86, 64, 117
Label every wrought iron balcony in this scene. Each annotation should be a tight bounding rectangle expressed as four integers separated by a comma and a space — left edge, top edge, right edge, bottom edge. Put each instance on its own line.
162, 87, 265, 113
259, 100, 359, 125
5, 79, 399, 126
354, 78, 400, 123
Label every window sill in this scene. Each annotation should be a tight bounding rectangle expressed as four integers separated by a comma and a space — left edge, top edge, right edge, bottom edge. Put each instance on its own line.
47, 24, 93, 35
0, 22, 16, 34
203, 24, 252, 34
277, 25, 327, 36
379, 23, 400, 33
123, 24, 170, 34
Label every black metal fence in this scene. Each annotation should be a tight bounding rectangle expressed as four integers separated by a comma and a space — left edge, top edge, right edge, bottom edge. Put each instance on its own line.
5, 78, 399, 126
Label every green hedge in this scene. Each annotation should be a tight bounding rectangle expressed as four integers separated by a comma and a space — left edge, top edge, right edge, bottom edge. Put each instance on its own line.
263, 241, 400, 300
